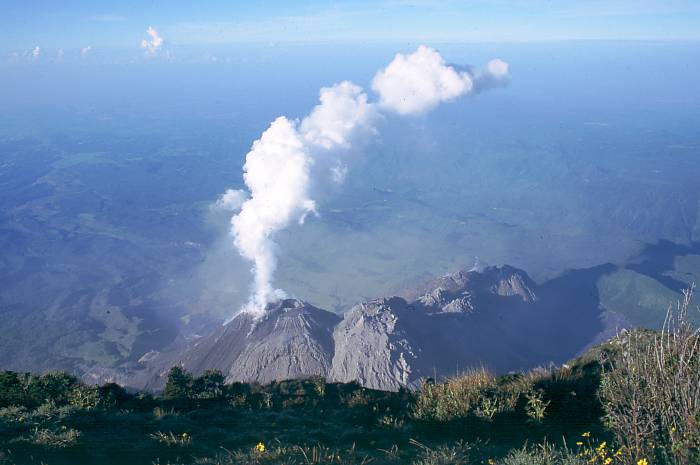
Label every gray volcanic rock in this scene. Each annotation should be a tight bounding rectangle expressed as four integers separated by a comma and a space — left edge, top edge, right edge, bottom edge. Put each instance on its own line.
329, 265, 618, 390
143, 299, 340, 389
329, 297, 423, 391
130, 265, 610, 392
223, 300, 339, 384
410, 265, 538, 311
330, 266, 544, 390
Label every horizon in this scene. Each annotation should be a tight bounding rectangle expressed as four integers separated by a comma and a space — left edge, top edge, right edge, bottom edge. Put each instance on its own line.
3, 0, 700, 58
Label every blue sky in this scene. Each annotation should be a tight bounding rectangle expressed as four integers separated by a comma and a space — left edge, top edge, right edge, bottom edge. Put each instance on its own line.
3, 0, 700, 54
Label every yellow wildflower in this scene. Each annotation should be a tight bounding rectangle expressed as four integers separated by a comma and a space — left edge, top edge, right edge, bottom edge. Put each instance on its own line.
256, 442, 266, 453
637, 460, 648, 465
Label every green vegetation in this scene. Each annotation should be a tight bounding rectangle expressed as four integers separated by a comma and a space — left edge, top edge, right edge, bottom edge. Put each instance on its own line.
2, 293, 700, 464
600, 288, 700, 465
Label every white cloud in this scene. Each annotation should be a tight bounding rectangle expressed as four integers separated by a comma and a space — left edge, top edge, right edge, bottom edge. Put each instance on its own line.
488, 59, 508, 78
371, 45, 473, 115
80, 46, 92, 58
32, 46, 40, 59
140, 26, 164, 56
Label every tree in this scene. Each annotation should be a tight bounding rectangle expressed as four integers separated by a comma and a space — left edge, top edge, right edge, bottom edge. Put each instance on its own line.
163, 366, 193, 400
97, 383, 129, 409
192, 369, 225, 399
26, 372, 79, 406
0, 371, 27, 407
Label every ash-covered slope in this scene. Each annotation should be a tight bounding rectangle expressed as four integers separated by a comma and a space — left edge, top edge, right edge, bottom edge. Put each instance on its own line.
142, 299, 340, 389
329, 265, 552, 390
133, 265, 609, 392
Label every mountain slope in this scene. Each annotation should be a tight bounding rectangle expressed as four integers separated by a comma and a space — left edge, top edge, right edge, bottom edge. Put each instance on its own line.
130, 265, 614, 391
140, 299, 340, 389
330, 265, 574, 390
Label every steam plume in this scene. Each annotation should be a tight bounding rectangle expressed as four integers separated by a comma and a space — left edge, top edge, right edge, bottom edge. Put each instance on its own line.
223, 46, 509, 318
229, 82, 374, 316
217, 189, 248, 212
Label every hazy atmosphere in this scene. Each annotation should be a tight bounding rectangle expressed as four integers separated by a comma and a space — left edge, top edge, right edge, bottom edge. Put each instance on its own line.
2, 2, 700, 464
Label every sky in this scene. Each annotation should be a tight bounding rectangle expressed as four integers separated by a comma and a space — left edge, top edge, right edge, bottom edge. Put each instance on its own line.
2, 0, 700, 57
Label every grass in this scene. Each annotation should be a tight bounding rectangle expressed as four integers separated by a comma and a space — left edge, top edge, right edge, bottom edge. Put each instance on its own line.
0, 362, 610, 465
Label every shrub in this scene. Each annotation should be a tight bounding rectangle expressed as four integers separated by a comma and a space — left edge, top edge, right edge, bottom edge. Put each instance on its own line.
25, 372, 79, 407
192, 370, 226, 399
600, 287, 700, 465
498, 442, 585, 465
0, 372, 30, 408
309, 376, 326, 397
410, 439, 478, 465
0, 405, 29, 423
229, 394, 248, 408
150, 430, 192, 447
33, 401, 60, 417
67, 384, 100, 409
153, 406, 180, 420
524, 389, 549, 423
258, 391, 273, 409
163, 366, 194, 400
194, 443, 377, 465
342, 389, 371, 408
412, 368, 495, 422
572, 433, 626, 465
474, 395, 501, 421
20, 427, 81, 448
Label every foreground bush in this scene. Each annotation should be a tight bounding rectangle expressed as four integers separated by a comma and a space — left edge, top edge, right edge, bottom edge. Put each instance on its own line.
411, 366, 560, 424
412, 368, 499, 422
194, 443, 381, 465
497, 442, 585, 465
601, 287, 700, 465
0, 371, 128, 410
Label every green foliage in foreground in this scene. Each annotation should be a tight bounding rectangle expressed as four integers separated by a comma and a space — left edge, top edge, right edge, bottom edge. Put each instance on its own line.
2, 291, 700, 465
0, 355, 610, 465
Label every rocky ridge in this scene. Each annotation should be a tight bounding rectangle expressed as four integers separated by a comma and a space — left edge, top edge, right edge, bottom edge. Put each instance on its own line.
118, 265, 611, 391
